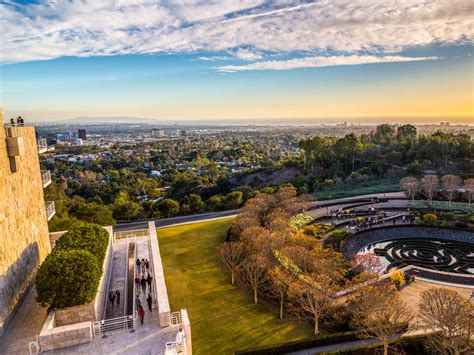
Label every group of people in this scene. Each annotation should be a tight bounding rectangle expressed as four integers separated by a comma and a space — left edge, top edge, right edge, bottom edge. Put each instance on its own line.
135, 258, 154, 325
108, 289, 121, 308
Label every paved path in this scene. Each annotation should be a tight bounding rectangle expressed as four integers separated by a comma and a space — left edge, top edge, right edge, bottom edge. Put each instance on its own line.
0, 287, 47, 355
105, 239, 128, 319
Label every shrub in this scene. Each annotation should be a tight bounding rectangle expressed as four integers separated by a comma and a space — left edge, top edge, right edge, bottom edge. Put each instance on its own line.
303, 224, 333, 239
55, 224, 109, 264
423, 213, 437, 224
289, 213, 314, 231
324, 230, 350, 251
36, 250, 101, 309
390, 270, 404, 288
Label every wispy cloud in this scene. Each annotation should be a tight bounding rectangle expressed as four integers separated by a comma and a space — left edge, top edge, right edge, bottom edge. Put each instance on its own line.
1, 0, 472, 64
216, 55, 440, 72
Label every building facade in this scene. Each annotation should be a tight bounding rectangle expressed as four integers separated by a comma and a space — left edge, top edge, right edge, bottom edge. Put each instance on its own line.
0, 115, 53, 336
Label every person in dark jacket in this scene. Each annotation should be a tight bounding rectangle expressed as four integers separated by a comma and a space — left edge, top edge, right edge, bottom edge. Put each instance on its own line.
145, 259, 150, 271
146, 273, 153, 292
115, 290, 121, 307
146, 293, 152, 312
109, 290, 115, 307
140, 275, 147, 293
136, 258, 141, 271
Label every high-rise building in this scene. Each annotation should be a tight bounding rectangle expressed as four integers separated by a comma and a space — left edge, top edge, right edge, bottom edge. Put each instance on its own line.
0, 112, 54, 336
78, 129, 87, 140
64, 130, 73, 141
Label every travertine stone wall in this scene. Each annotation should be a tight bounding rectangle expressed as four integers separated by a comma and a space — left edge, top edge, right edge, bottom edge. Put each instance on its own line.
55, 304, 96, 326
0, 119, 51, 336
39, 313, 93, 351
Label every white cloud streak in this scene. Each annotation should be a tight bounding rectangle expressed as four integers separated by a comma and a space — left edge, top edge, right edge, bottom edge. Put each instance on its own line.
216, 55, 440, 72
0, 0, 472, 64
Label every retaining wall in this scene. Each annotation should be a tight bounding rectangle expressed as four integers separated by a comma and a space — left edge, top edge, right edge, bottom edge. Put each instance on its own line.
148, 221, 171, 327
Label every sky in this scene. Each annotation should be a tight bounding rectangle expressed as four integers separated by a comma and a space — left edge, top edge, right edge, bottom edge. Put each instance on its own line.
0, 0, 473, 124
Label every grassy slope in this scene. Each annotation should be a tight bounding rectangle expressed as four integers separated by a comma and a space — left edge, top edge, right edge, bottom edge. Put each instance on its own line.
158, 218, 313, 354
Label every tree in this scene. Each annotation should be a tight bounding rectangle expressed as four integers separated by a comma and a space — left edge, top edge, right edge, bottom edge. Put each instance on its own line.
224, 191, 244, 210
464, 178, 474, 206
420, 175, 439, 205
205, 195, 222, 211
36, 250, 101, 309
268, 266, 293, 320
113, 201, 141, 221
182, 194, 204, 214
441, 174, 462, 208
400, 176, 419, 201
218, 242, 246, 285
70, 202, 116, 226
418, 287, 473, 355
397, 124, 417, 143
352, 283, 412, 355
290, 275, 336, 335
239, 254, 267, 304
352, 253, 384, 274
157, 198, 180, 218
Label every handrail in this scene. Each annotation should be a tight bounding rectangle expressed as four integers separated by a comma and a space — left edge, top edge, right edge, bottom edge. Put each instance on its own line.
102, 233, 114, 320
45, 201, 55, 221
92, 315, 134, 337
41, 170, 52, 187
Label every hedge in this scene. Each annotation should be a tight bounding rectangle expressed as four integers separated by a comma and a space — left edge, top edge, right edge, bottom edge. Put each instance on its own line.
36, 249, 101, 309
36, 223, 109, 309
55, 224, 109, 265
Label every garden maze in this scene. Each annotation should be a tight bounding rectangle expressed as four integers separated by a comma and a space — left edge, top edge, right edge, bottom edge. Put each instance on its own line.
373, 239, 474, 274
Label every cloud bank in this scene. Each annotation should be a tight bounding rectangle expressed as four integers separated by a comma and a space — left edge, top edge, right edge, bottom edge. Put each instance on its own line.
1, 0, 472, 69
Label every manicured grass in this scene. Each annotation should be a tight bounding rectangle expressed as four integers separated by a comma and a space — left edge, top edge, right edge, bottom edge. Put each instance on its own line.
316, 180, 401, 200
157, 218, 313, 355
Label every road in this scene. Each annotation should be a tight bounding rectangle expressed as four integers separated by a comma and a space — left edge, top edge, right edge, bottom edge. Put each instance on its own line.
114, 210, 239, 233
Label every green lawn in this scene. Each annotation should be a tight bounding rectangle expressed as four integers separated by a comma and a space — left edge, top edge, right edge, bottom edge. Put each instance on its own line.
158, 218, 313, 354
316, 180, 401, 200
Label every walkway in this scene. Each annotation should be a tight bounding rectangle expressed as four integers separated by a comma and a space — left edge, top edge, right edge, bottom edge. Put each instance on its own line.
105, 239, 128, 319
0, 287, 47, 355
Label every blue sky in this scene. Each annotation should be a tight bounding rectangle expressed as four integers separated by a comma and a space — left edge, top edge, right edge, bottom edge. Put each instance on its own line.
1, 0, 473, 123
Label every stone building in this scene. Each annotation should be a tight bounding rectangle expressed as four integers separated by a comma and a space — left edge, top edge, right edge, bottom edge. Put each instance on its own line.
0, 113, 55, 336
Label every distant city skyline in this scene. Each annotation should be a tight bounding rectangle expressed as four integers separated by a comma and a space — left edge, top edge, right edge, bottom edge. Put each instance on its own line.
1, 1, 473, 124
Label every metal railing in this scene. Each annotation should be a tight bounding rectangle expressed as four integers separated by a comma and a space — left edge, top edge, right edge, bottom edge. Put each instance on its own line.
41, 170, 52, 188
171, 312, 181, 326
92, 315, 134, 337
37, 138, 47, 153
45, 201, 56, 221
5, 125, 20, 138
165, 340, 186, 354
115, 229, 149, 239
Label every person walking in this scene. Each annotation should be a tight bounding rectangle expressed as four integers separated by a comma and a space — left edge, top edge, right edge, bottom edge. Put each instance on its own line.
145, 259, 150, 271
138, 305, 145, 325
141, 259, 146, 274
109, 290, 115, 307
136, 258, 141, 271
115, 290, 121, 308
146, 272, 153, 292
141, 275, 147, 293
146, 293, 152, 312
135, 294, 141, 311
135, 275, 140, 293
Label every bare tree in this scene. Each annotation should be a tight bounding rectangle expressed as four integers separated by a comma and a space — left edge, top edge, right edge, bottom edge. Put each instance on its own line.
441, 174, 462, 208
240, 254, 268, 304
290, 275, 336, 335
463, 178, 474, 206
351, 283, 413, 355
351, 253, 385, 274
400, 176, 419, 201
421, 175, 439, 205
218, 242, 246, 285
418, 287, 473, 355
268, 266, 293, 320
